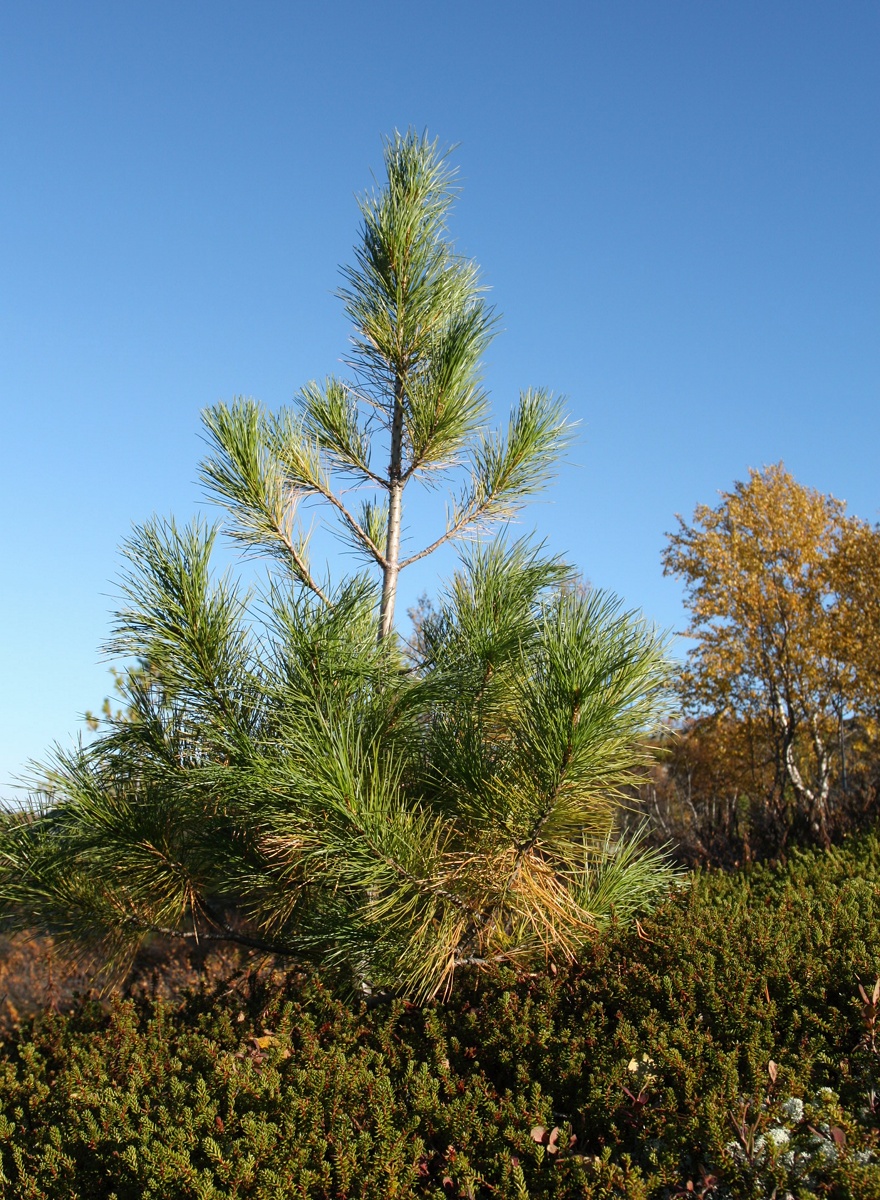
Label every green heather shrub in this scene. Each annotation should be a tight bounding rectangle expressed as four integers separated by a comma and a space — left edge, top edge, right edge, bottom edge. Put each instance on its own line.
1, 833, 879, 1198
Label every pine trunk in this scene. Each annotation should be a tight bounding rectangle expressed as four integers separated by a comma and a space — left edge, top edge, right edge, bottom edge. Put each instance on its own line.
379, 379, 405, 640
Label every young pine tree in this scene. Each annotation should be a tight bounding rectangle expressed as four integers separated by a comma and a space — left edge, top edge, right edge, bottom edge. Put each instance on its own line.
0, 132, 678, 1000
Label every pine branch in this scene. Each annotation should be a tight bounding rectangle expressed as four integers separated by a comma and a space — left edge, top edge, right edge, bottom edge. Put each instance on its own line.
200, 401, 332, 604
400, 389, 573, 568
298, 378, 385, 486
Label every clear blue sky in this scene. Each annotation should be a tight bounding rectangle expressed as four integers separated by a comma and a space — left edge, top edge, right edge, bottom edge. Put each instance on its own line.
1, 1, 878, 795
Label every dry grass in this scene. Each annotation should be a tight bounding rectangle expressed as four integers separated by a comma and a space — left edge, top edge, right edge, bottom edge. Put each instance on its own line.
0, 931, 262, 1030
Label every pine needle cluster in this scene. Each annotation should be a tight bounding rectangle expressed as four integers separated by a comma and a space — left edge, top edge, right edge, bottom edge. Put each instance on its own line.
0, 132, 679, 999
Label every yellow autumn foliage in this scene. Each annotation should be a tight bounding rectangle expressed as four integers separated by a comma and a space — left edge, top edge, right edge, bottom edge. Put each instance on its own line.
663, 463, 880, 844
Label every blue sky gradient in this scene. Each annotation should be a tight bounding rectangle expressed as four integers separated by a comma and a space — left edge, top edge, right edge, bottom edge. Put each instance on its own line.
1, 1, 878, 792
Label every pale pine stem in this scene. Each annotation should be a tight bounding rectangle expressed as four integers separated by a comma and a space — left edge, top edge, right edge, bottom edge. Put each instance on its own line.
379, 378, 405, 640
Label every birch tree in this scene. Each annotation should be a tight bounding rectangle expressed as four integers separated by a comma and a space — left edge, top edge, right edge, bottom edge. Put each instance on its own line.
663, 463, 875, 845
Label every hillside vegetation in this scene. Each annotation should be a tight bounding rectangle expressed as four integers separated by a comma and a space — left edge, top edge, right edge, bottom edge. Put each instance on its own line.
1, 833, 878, 1199
2, 129, 878, 1198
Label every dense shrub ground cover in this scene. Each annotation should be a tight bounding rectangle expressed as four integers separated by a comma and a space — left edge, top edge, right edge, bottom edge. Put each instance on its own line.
1, 835, 879, 1198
